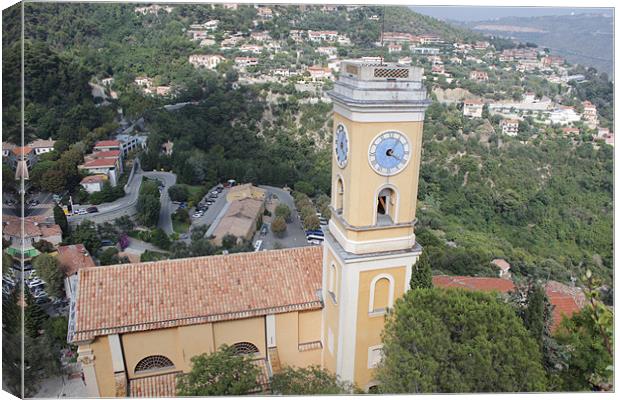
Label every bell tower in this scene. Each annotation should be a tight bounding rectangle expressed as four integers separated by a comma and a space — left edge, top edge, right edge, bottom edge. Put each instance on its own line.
321, 60, 430, 390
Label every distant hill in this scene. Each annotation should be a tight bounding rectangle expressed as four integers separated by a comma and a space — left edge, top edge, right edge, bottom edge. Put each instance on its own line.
461, 13, 613, 77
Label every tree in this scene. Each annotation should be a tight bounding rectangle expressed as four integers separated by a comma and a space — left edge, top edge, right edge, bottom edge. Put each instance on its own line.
25, 291, 49, 338
275, 203, 292, 223
137, 192, 161, 227
221, 234, 238, 250
33, 254, 64, 298
271, 366, 356, 395
99, 247, 122, 266
410, 251, 432, 289
176, 345, 260, 396
151, 228, 171, 250
555, 271, 613, 391
53, 205, 69, 237
70, 220, 100, 254
114, 215, 135, 233
33, 239, 55, 253
168, 184, 189, 202
303, 213, 320, 230
271, 216, 287, 238
377, 288, 547, 393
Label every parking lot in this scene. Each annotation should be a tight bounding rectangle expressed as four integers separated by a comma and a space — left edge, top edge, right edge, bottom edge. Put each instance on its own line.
3, 262, 69, 317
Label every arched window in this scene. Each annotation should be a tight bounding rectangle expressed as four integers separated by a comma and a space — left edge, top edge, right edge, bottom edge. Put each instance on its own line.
368, 274, 395, 314
134, 355, 175, 374
328, 263, 337, 303
376, 187, 397, 225
232, 342, 260, 356
335, 177, 344, 214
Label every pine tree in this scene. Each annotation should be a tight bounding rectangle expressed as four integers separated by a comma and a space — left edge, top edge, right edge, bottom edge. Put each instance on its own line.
410, 251, 432, 289
25, 290, 48, 338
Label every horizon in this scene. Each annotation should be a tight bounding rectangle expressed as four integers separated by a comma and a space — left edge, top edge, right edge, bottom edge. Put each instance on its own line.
410, 6, 613, 22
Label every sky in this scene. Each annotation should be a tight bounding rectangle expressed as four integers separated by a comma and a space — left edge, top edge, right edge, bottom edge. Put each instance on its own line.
409, 6, 613, 22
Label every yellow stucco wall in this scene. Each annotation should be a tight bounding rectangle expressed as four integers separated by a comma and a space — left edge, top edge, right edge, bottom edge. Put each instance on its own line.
331, 114, 424, 228
213, 316, 266, 357
275, 311, 321, 368
122, 326, 185, 379
90, 337, 115, 397
322, 246, 340, 373
354, 266, 407, 388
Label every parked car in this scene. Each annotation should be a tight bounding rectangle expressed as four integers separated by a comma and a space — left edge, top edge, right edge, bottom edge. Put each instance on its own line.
101, 239, 114, 246
86, 206, 99, 213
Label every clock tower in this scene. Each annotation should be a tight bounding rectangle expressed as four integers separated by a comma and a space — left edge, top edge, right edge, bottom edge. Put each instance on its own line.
321, 60, 430, 389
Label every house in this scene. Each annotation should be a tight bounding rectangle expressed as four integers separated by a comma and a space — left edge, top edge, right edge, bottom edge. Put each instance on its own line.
190, 20, 219, 31
234, 57, 259, 68
317, 47, 338, 59
101, 77, 114, 86
449, 56, 462, 65
208, 196, 265, 246
597, 127, 610, 138
307, 30, 338, 43
226, 183, 266, 202
199, 38, 216, 47
411, 47, 439, 55
3, 215, 62, 259
57, 244, 96, 301
474, 41, 490, 50
256, 6, 273, 19
500, 119, 519, 136
432, 276, 585, 332
307, 66, 332, 81
134, 5, 174, 15
250, 31, 271, 42
134, 76, 153, 88
541, 55, 564, 68
463, 99, 484, 118
581, 101, 598, 127
94, 140, 121, 152
113, 135, 147, 156
220, 36, 244, 49
387, 44, 402, 53
381, 32, 418, 44
604, 132, 614, 146
562, 127, 580, 136
469, 70, 489, 82
418, 34, 443, 44
79, 147, 123, 187
28, 138, 56, 155
161, 141, 174, 156
80, 174, 109, 193
289, 30, 302, 42
239, 44, 263, 54
491, 259, 511, 279
431, 65, 445, 74
549, 106, 581, 125
189, 54, 225, 69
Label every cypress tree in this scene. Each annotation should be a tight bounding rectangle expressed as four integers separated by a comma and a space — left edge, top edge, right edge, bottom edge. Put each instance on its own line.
410, 251, 433, 289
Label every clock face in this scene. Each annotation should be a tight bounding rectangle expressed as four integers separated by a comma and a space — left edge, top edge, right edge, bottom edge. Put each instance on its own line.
334, 124, 349, 168
368, 131, 411, 176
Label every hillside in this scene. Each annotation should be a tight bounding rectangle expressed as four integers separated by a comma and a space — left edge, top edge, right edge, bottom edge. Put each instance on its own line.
463, 13, 614, 76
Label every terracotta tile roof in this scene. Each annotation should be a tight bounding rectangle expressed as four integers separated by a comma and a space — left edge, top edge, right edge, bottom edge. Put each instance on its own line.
57, 244, 96, 276
2, 142, 16, 151
491, 258, 511, 271
2, 216, 61, 239
432, 275, 515, 293
79, 158, 117, 168
91, 149, 121, 158
80, 174, 108, 184
12, 146, 33, 156
28, 138, 56, 148
129, 372, 180, 397
94, 140, 121, 148
433, 275, 586, 333
544, 281, 586, 332
72, 246, 323, 342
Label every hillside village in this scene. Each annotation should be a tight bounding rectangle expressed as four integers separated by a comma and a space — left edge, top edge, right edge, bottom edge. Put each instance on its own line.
1, 3, 614, 397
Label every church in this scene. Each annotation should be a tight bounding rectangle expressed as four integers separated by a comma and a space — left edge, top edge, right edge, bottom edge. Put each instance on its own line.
68, 59, 430, 396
